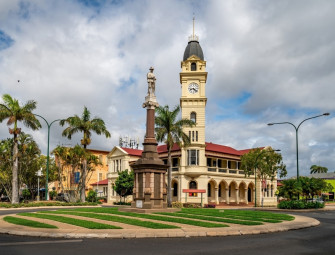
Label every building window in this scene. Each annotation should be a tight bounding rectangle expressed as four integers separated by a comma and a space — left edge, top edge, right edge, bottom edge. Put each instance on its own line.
196, 131, 198, 142
191, 62, 196, 71
190, 112, 196, 123
98, 173, 102, 181
189, 181, 197, 197
99, 155, 103, 164
228, 161, 232, 169
192, 131, 194, 142
74, 172, 80, 184
187, 150, 199, 165
172, 158, 179, 167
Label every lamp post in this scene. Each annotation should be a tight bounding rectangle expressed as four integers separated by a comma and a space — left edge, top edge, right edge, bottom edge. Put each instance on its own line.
34, 114, 61, 200
36, 168, 43, 201
267, 113, 330, 182
254, 148, 280, 207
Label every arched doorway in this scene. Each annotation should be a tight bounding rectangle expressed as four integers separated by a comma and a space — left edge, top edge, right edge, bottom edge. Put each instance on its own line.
229, 182, 237, 203
239, 182, 247, 203
207, 180, 217, 204
171, 180, 178, 202
248, 183, 254, 203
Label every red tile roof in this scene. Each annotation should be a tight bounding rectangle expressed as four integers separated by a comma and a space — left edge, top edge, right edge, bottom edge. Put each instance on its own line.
91, 179, 108, 186
205, 142, 243, 156
121, 147, 142, 157
157, 143, 181, 153
120, 143, 261, 157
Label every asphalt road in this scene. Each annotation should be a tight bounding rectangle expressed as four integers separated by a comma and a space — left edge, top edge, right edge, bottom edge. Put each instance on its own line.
0, 209, 334, 255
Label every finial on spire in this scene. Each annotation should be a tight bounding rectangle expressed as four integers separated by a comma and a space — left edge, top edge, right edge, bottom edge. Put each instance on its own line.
189, 15, 199, 42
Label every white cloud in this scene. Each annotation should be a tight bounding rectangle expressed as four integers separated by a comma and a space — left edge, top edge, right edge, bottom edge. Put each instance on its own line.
0, 0, 334, 177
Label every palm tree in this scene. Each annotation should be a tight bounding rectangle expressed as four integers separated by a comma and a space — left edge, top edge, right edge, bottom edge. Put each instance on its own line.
155, 105, 195, 207
60, 106, 111, 202
310, 165, 328, 174
0, 94, 41, 204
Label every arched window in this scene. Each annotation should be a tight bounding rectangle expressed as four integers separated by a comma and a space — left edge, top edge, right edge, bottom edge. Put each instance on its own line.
190, 112, 196, 123
191, 62, 197, 71
173, 182, 178, 197
189, 181, 197, 189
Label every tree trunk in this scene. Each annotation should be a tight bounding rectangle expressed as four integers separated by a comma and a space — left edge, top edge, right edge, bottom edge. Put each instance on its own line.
167, 147, 172, 207
81, 158, 87, 202
11, 133, 19, 204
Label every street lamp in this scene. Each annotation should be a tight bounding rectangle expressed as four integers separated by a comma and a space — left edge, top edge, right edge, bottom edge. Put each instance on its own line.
254, 148, 280, 207
36, 168, 43, 201
267, 113, 330, 181
34, 114, 61, 200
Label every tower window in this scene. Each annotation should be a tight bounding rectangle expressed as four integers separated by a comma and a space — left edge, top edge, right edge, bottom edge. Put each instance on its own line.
190, 112, 196, 123
191, 62, 197, 71
196, 131, 198, 142
187, 149, 199, 165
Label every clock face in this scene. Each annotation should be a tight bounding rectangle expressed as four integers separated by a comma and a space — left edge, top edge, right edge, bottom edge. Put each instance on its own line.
188, 83, 199, 94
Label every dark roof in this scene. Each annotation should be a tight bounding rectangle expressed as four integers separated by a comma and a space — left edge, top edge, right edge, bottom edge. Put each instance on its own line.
183, 40, 204, 61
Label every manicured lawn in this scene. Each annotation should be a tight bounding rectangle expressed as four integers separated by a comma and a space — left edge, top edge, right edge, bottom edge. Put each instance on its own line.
54, 208, 228, 228
3, 216, 58, 229
38, 210, 179, 229
156, 212, 264, 225
177, 208, 295, 222
18, 212, 121, 229
8, 208, 294, 230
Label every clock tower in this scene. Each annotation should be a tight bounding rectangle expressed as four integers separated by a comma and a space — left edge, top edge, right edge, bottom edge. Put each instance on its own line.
179, 29, 207, 177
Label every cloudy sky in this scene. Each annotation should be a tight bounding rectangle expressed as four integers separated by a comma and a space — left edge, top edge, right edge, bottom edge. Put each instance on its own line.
1, 0, 334, 177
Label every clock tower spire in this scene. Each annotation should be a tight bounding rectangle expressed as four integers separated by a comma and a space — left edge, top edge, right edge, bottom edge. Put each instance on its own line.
179, 25, 207, 175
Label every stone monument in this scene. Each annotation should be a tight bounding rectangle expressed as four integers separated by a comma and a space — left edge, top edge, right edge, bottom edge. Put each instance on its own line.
130, 67, 168, 210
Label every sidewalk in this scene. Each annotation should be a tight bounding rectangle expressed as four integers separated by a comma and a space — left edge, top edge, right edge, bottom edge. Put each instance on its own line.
0, 206, 321, 239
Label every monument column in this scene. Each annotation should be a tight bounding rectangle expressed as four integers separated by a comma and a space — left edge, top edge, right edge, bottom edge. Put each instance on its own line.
130, 67, 168, 210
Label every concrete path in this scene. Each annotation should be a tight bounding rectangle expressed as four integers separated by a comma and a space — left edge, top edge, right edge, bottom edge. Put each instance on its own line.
0, 206, 323, 239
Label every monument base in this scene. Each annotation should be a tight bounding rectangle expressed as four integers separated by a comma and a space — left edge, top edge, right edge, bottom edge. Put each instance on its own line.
118, 206, 180, 214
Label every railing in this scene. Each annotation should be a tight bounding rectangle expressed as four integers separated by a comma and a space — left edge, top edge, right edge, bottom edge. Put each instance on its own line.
172, 167, 179, 172
218, 168, 227, 173
208, 168, 216, 172
238, 170, 245, 175
229, 170, 237, 174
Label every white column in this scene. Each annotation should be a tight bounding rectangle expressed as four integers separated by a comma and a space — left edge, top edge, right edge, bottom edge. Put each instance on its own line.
245, 188, 248, 204
226, 188, 229, 204
236, 189, 239, 204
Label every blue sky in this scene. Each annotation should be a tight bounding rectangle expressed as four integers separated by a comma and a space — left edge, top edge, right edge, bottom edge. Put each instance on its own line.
0, 0, 334, 177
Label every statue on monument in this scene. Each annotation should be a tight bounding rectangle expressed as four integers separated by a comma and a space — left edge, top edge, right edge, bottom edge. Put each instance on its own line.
147, 66, 156, 96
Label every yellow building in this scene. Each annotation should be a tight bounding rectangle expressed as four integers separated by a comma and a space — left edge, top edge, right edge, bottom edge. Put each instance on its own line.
107, 32, 277, 206
53, 148, 109, 198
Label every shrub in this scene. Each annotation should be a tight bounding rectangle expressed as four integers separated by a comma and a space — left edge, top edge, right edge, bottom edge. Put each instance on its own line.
172, 202, 183, 208
204, 204, 216, 208
278, 200, 325, 209
49, 190, 57, 200
86, 190, 97, 202
22, 189, 31, 200
183, 203, 201, 208
113, 201, 131, 205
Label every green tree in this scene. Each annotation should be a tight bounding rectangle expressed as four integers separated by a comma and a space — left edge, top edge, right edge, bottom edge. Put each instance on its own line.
155, 105, 195, 207
278, 179, 302, 200
310, 165, 328, 174
114, 169, 134, 203
60, 106, 111, 202
241, 147, 287, 205
0, 138, 13, 201
0, 94, 41, 204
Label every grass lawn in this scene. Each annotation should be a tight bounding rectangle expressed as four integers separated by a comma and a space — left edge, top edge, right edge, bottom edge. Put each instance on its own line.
6, 208, 294, 230
3, 216, 58, 229
37, 210, 179, 229
18, 212, 121, 229
52, 208, 228, 228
